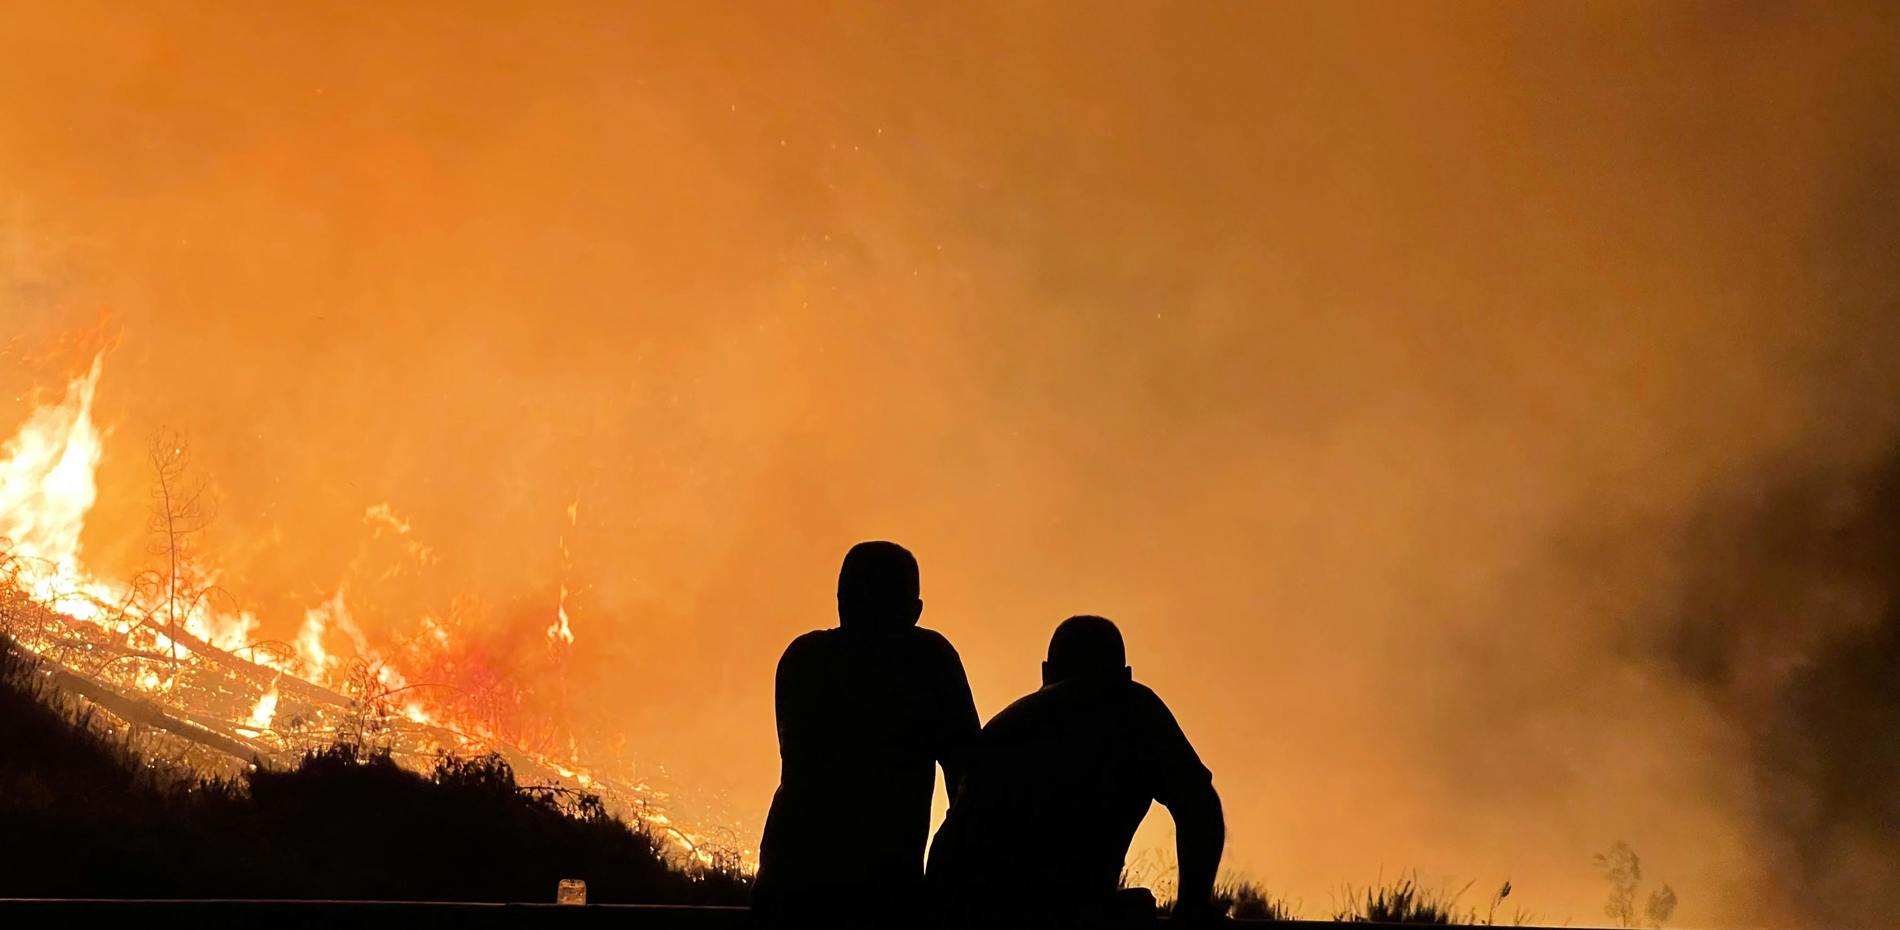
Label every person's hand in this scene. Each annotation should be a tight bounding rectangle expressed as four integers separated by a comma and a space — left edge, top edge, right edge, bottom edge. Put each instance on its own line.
1112, 886, 1159, 924
1168, 898, 1228, 927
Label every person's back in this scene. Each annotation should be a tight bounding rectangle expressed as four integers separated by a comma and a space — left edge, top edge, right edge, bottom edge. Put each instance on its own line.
928, 615, 1223, 926
754, 541, 979, 925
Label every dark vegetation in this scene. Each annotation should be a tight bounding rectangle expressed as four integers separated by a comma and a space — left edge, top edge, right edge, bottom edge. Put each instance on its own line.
1329, 875, 1526, 925
1199, 873, 1526, 925
1139, 857, 1530, 924
1331, 876, 1467, 925
0, 637, 748, 904
1208, 878, 1299, 921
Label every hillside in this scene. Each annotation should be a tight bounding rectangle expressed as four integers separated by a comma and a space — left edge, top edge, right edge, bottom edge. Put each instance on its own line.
0, 636, 749, 904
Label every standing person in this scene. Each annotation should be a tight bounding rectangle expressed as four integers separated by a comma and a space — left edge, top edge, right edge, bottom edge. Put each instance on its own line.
928, 615, 1225, 927
753, 541, 980, 926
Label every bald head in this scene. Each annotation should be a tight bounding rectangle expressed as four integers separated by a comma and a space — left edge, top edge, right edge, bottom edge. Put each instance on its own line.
1043, 614, 1130, 685
836, 540, 923, 630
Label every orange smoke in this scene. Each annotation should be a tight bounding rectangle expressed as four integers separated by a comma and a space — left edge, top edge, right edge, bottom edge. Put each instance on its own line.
3, 4, 1899, 926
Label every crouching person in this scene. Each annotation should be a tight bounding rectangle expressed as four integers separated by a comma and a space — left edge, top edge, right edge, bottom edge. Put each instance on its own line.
928, 615, 1224, 927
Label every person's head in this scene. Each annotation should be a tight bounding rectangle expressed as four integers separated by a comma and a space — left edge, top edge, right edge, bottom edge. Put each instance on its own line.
1043, 614, 1131, 686
836, 540, 923, 630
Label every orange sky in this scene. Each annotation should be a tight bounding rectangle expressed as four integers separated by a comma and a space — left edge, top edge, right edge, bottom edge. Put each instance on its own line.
4, 4, 1899, 926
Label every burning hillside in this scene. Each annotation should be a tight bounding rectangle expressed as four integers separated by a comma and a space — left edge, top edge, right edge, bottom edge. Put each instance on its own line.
0, 353, 747, 872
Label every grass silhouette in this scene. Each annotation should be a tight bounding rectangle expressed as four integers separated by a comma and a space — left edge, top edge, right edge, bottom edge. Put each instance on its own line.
1210, 878, 1300, 920
1332, 874, 1469, 924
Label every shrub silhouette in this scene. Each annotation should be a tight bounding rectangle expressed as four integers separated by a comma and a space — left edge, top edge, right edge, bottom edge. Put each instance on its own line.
1593, 841, 1677, 928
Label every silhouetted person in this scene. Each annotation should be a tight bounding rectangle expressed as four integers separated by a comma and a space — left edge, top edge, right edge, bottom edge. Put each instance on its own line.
752, 541, 980, 926
927, 615, 1224, 927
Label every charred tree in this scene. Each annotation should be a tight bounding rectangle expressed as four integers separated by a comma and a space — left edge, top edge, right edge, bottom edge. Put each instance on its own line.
136, 432, 217, 669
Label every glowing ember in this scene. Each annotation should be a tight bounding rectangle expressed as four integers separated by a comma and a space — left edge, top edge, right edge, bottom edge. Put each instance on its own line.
248, 677, 280, 730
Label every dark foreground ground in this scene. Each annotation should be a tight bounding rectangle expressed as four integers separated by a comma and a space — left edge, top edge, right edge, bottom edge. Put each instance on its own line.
0, 899, 1609, 930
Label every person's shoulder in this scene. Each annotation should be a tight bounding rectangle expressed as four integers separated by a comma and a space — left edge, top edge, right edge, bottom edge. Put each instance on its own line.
1120, 680, 1183, 723
985, 684, 1057, 729
903, 626, 970, 668
789, 628, 836, 647
907, 625, 959, 653
779, 628, 837, 662
1124, 679, 1166, 705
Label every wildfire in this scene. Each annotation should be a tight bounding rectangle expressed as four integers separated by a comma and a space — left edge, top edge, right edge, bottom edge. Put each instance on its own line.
0, 352, 745, 871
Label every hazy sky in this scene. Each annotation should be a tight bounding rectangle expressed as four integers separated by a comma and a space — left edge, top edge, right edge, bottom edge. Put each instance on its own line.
4, 4, 1898, 926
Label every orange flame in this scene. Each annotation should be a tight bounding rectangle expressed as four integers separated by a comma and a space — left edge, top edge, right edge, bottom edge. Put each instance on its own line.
0, 355, 102, 586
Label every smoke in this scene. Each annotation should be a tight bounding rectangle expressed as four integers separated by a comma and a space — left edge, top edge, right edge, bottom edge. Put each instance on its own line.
1755, 469, 1900, 927
1637, 445, 1900, 928
3, 3, 1899, 925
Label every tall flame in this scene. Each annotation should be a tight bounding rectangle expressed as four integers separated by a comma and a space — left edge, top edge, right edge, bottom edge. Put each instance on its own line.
247, 677, 280, 730
548, 583, 575, 646
546, 496, 577, 646
0, 355, 103, 577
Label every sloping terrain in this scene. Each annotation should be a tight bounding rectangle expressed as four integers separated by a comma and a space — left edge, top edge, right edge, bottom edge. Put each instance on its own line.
0, 636, 749, 904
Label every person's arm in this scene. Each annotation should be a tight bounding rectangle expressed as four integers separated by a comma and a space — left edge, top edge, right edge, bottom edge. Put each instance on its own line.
774, 636, 818, 769
935, 638, 981, 794
1144, 688, 1224, 920
1167, 780, 1225, 920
